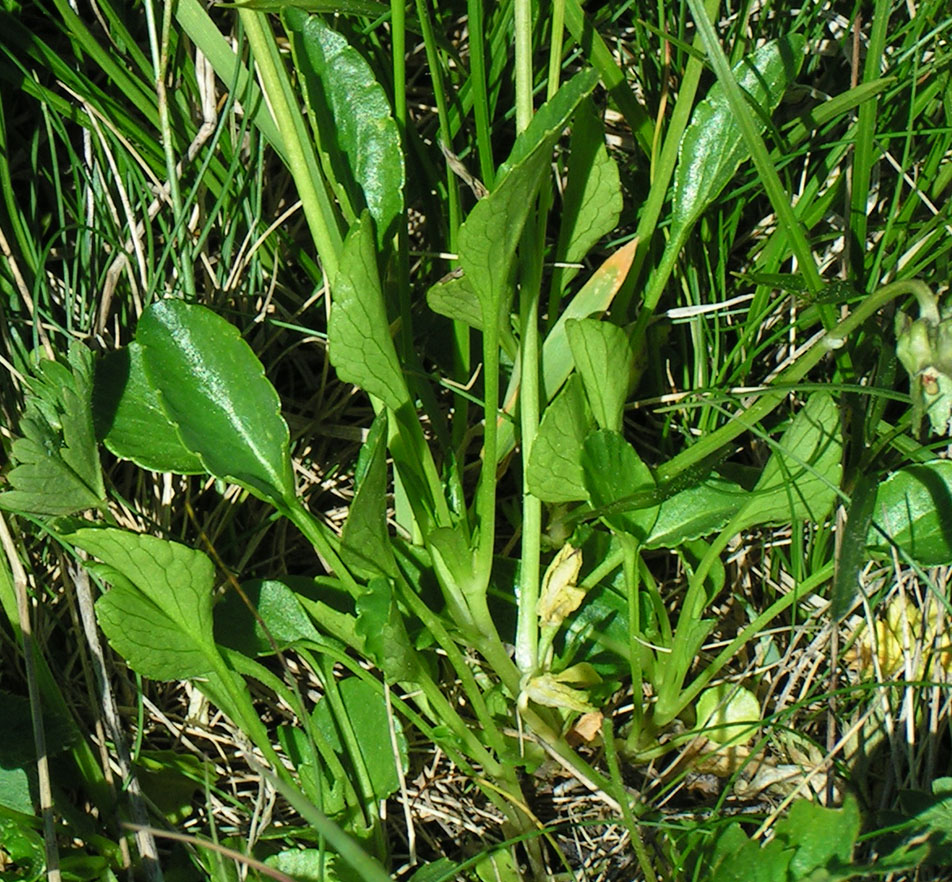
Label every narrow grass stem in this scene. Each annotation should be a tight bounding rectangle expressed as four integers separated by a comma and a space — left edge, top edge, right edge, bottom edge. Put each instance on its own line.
654, 280, 935, 485
467, 0, 495, 184
283, 500, 361, 597
239, 10, 342, 280
145, 0, 195, 298
687, 0, 823, 295
546, 0, 566, 100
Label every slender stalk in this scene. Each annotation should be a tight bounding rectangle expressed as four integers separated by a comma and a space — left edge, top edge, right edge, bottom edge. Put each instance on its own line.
466, 0, 495, 184
146, 0, 195, 297
513, 0, 533, 134
239, 10, 342, 280
546, 0, 566, 100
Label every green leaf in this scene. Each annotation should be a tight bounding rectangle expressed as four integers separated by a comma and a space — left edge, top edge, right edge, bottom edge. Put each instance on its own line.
566, 318, 632, 432
94, 343, 204, 474
425, 273, 483, 330
775, 797, 859, 876
458, 70, 598, 327
867, 460, 952, 566
342, 413, 397, 578
581, 430, 658, 540
526, 375, 595, 503
672, 36, 806, 231
265, 851, 344, 882
66, 527, 220, 682
0, 767, 32, 815
215, 578, 324, 656
136, 299, 296, 508
312, 677, 408, 802
355, 578, 421, 683
0, 817, 44, 882
644, 475, 747, 549
554, 98, 622, 278
737, 393, 842, 530
284, 9, 404, 244
0, 344, 106, 517
831, 474, 879, 619
329, 212, 410, 412
695, 683, 760, 745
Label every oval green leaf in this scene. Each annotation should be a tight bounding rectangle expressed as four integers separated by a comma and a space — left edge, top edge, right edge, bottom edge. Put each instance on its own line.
136, 299, 295, 508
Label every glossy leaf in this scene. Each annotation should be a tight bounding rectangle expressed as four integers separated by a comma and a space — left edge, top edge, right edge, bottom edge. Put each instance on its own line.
867, 460, 952, 566
329, 213, 410, 412
136, 299, 296, 508
94, 343, 204, 474
581, 429, 658, 540
0, 344, 105, 517
215, 577, 324, 656
737, 392, 842, 530
284, 9, 404, 243
526, 375, 594, 503
672, 36, 806, 231
566, 318, 632, 432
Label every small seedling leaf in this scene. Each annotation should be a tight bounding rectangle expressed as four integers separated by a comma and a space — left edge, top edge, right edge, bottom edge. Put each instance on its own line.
136, 299, 296, 509
566, 318, 632, 432
673, 35, 806, 231
866, 460, 952, 566
284, 9, 404, 244
94, 342, 204, 474
329, 212, 410, 412
526, 375, 594, 502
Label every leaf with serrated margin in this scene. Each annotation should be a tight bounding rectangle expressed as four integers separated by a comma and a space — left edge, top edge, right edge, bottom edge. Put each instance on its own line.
0, 344, 105, 517
66, 527, 219, 681
329, 212, 410, 411
136, 299, 296, 509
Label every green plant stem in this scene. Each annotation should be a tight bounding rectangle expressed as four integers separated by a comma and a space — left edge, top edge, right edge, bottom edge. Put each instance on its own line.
513, 0, 533, 134
467, 0, 495, 184
655, 280, 935, 486
546, 0, 566, 100
239, 10, 342, 281
515, 212, 546, 679
283, 500, 361, 597
603, 717, 657, 882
